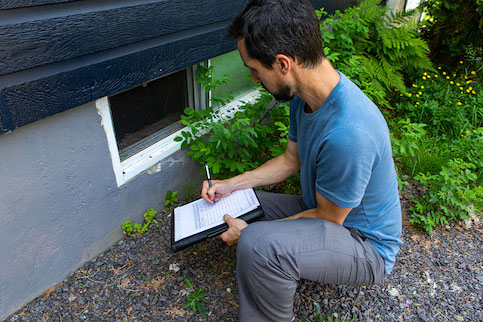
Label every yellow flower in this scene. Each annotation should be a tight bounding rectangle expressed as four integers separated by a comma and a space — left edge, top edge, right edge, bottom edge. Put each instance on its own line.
422, 76, 427, 80
450, 81, 454, 84
467, 80, 472, 84
471, 71, 476, 75
457, 83, 460, 86
418, 91, 422, 95
416, 102, 420, 105
421, 86, 424, 89
466, 89, 471, 93
416, 94, 420, 98
446, 76, 450, 79
438, 67, 442, 69
407, 93, 412, 97
412, 84, 417, 87
395, 88, 399, 92
474, 130, 477, 133
465, 76, 468, 79
460, 87, 464, 90
453, 74, 457, 77
442, 71, 446, 75
423, 72, 428, 76
465, 131, 470, 134
449, 101, 452, 103
400, 94, 403, 96
427, 75, 431, 78
434, 74, 438, 77
469, 87, 473, 90
472, 90, 476, 94
460, 61, 463, 64
458, 102, 462, 105
461, 134, 464, 137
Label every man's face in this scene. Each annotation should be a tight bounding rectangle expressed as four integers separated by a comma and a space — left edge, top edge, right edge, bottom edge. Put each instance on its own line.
237, 39, 294, 102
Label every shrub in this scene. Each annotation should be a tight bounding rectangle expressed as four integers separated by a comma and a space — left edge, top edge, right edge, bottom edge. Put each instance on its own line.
175, 66, 289, 178
410, 159, 483, 234
317, 0, 433, 108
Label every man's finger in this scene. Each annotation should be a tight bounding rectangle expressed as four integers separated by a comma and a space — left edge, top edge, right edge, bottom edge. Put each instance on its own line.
220, 231, 229, 242
223, 214, 233, 225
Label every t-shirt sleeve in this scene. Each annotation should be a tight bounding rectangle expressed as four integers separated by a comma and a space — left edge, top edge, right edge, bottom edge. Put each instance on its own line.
315, 127, 379, 208
288, 98, 298, 143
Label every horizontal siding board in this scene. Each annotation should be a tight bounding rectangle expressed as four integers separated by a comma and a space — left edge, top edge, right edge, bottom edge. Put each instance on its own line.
0, 0, 76, 10
0, 0, 248, 75
3, 28, 236, 129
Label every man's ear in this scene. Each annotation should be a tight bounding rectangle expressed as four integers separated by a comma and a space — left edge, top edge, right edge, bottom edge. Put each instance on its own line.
275, 54, 293, 75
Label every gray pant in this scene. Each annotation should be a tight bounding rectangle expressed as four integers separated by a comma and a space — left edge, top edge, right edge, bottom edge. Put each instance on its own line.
237, 191, 385, 321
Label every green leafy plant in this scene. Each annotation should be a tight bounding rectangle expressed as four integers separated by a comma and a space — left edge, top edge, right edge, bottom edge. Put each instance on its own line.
175, 66, 289, 178
164, 190, 178, 207
410, 158, 483, 234
121, 208, 158, 236
310, 302, 357, 322
396, 68, 482, 138
121, 221, 134, 236
195, 65, 234, 107
317, 0, 433, 108
182, 277, 207, 317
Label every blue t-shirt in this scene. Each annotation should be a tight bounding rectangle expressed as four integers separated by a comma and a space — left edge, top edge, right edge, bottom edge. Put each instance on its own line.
288, 72, 402, 274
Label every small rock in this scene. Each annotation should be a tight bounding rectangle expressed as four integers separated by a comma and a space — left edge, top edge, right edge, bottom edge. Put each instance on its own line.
169, 263, 180, 273
226, 288, 232, 293
68, 293, 77, 302
389, 288, 400, 297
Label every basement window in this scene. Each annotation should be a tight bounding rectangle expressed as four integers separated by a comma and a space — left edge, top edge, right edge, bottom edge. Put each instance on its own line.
97, 54, 259, 187
109, 68, 195, 161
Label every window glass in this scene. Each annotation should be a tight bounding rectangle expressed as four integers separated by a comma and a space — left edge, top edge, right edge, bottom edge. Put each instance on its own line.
211, 50, 253, 97
109, 69, 188, 161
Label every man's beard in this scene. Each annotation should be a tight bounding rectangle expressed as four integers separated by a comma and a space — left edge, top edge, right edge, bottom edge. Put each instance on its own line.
261, 82, 294, 102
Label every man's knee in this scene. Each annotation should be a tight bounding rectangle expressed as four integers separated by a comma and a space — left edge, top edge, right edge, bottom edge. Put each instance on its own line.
237, 222, 278, 267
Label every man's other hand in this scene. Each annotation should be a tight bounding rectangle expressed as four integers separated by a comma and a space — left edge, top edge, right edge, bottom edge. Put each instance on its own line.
201, 179, 235, 204
219, 215, 248, 246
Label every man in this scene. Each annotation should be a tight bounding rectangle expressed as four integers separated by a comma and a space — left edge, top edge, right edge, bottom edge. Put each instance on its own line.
201, 0, 403, 320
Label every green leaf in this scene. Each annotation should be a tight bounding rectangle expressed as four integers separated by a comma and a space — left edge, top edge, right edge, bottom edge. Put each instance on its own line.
197, 302, 207, 317
184, 277, 194, 291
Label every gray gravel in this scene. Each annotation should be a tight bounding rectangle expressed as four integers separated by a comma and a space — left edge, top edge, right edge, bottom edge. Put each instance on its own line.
5, 186, 483, 321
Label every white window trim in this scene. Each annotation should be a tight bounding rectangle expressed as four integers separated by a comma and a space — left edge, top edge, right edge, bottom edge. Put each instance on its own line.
96, 88, 262, 187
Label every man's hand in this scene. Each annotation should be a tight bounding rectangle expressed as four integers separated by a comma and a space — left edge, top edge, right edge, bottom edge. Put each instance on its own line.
219, 215, 248, 246
201, 179, 236, 204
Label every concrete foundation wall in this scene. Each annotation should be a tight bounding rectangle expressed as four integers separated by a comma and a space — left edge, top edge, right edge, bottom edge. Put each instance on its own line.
0, 101, 203, 319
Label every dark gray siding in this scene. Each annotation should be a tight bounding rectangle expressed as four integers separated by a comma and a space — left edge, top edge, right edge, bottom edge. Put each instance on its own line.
0, 0, 76, 10
0, 0, 355, 134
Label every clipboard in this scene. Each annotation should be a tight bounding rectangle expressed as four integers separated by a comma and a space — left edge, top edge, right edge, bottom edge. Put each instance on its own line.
170, 194, 264, 252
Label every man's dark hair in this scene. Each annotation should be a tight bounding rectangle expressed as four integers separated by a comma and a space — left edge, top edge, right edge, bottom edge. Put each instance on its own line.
226, 0, 325, 69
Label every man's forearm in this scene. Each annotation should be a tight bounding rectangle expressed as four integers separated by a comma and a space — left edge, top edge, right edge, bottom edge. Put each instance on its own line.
227, 152, 299, 190
279, 208, 345, 225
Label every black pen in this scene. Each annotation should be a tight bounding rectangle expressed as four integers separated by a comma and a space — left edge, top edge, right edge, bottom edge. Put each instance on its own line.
205, 164, 215, 204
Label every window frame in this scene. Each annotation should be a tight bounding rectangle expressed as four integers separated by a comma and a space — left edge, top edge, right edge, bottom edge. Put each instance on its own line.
96, 60, 261, 187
